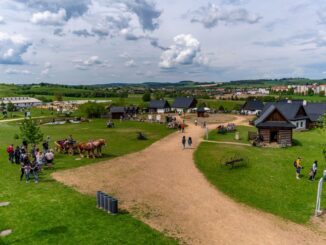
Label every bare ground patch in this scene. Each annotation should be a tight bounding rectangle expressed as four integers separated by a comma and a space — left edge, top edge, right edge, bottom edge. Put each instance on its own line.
53, 116, 326, 245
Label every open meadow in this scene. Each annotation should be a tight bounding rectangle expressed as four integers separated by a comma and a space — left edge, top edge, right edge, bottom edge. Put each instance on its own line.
0, 119, 177, 244
195, 126, 326, 223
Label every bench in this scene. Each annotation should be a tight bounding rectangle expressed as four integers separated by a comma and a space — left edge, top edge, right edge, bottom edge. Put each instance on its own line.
224, 158, 244, 168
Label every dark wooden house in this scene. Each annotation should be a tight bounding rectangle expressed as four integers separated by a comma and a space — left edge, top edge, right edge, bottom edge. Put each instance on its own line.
241, 100, 264, 115
109, 106, 126, 119
262, 101, 310, 130
197, 107, 207, 117
172, 97, 197, 113
149, 100, 170, 114
255, 105, 295, 146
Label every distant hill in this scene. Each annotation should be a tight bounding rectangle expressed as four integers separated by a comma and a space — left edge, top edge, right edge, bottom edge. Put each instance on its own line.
92, 81, 216, 89
222, 78, 326, 88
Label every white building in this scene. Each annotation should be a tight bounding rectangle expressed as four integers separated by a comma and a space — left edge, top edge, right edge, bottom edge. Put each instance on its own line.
258, 88, 270, 94
0, 97, 42, 109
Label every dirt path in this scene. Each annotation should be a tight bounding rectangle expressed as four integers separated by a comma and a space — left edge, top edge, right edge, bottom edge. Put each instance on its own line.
53, 115, 326, 244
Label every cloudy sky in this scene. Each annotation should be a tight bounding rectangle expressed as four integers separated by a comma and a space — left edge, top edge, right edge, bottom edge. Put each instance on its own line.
1, 0, 326, 84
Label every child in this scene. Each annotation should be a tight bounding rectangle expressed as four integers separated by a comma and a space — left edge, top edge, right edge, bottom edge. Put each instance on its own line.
294, 157, 302, 180
7, 144, 14, 163
21, 156, 31, 183
309, 160, 318, 181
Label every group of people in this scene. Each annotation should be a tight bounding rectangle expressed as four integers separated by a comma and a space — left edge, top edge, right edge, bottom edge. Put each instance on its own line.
294, 157, 318, 181
7, 139, 55, 184
182, 136, 192, 149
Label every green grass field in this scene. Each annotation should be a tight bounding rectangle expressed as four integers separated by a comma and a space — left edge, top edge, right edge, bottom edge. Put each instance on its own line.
207, 126, 255, 144
195, 126, 326, 223
0, 119, 177, 244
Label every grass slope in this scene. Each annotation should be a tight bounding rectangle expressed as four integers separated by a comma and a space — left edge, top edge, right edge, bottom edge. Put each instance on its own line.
0, 119, 177, 244
208, 126, 255, 144
195, 126, 326, 223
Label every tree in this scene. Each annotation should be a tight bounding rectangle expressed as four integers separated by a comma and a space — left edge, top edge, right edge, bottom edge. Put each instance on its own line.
218, 105, 225, 112
307, 88, 314, 96
54, 93, 63, 101
0, 102, 5, 111
142, 92, 151, 102
20, 119, 44, 144
7, 102, 15, 112
154, 91, 164, 100
78, 102, 106, 118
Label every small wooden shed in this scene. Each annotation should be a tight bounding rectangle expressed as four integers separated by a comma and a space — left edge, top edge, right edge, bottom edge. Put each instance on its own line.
197, 107, 207, 117
255, 105, 295, 146
109, 106, 126, 119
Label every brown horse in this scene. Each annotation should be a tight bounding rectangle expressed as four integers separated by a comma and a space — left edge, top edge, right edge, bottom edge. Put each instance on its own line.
55, 140, 78, 155
78, 142, 95, 158
54, 140, 66, 153
92, 139, 106, 157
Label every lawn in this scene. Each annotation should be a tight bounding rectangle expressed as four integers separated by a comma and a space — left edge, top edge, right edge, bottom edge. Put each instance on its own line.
199, 99, 244, 111
195, 126, 326, 223
0, 119, 177, 244
207, 125, 256, 144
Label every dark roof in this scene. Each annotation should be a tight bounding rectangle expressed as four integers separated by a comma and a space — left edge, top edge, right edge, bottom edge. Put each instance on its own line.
172, 97, 197, 109
109, 106, 125, 113
256, 121, 296, 128
261, 102, 309, 121
304, 103, 326, 122
149, 100, 170, 109
255, 105, 295, 128
242, 100, 264, 111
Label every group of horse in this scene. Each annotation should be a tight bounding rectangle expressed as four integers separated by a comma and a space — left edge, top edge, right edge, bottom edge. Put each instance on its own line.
54, 139, 106, 158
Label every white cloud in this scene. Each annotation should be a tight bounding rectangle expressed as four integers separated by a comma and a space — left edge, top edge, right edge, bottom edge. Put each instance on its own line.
73, 56, 110, 70
0, 32, 32, 65
31, 8, 67, 26
0, 16, 5, 24
5, 68, 31, 75
125, 59, 136, 67
188, 3, 262, 28
41, 62, 52, 75
15, 0, 91, 19
159, 34, 208, 69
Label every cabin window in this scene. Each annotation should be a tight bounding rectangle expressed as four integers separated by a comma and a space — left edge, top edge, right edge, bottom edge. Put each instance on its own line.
300, 121, 303, 128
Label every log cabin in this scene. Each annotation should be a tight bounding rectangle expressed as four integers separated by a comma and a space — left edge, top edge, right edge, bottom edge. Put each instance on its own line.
255, 105, 295, 146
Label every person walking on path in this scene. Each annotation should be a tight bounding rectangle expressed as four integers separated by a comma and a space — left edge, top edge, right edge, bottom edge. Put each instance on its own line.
309, 160, 318, 181
194, 119, 198, 126
6, 144, 14, 163
181, 124, 185, 133
14, 146, 21, 165
294, 157, 303, 180
182, 136, 186, 149
188, 137, 193, 148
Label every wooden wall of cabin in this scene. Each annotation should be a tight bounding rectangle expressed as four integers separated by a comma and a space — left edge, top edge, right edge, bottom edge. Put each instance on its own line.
278, 129, 292, 146
258, 128, 270, 142
266, 110, 287, 122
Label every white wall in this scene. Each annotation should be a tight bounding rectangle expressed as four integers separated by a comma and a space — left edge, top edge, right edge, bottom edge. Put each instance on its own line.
291, 120, 306, 130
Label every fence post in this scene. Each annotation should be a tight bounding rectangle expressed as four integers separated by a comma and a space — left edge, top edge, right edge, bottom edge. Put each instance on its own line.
316, 178, 323, 216
110, 198, 118, 215
96, 191, 102, 208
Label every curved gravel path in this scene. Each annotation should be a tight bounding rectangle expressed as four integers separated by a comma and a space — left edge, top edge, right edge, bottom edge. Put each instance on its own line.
53, 116, 326, 244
